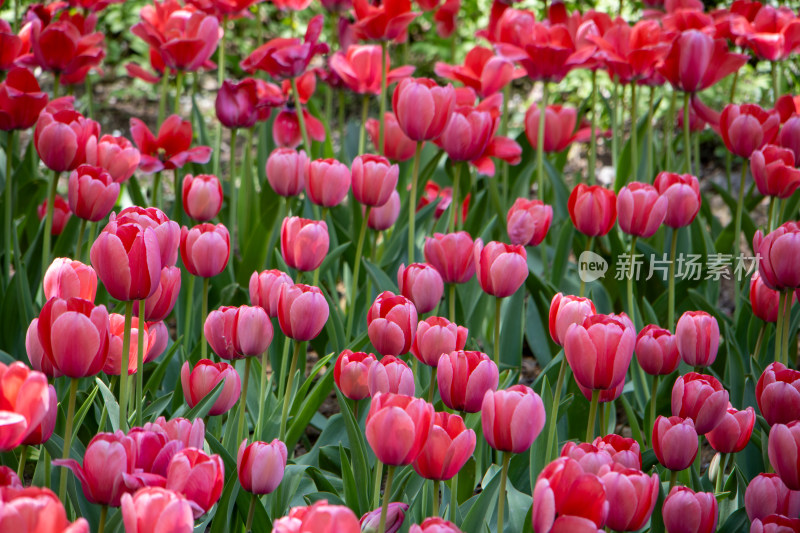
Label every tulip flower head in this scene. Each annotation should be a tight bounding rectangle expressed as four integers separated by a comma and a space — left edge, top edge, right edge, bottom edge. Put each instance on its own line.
0, 67, 49, 131
671, 372, 729, 434
616, 182, 668, 238
413, 412, 476, 482
549, 293, 597, 347
706, 405, 755, 454
44, 258, 97, 302
751, 145, 800, 199
506, 198, 553, 247
653, 172, 702, 228
481, 384, 545, 453
360, 502, 409, 533
423, 231, 476, 284
182, 174, 223, 222
531, 457, 608, 533
756, 221, 800, 291
635, 325, 680, 376
180, 223, 230, 278
277, 283, 329, 342
166, 447, 224, 516
237, 439, 287, 495
368, 355, 415, 396
280, 217, 329, 272
745, 473, 800, 522
365, 393, 434, 466
392, 78, 456, 142
411, 316, 468, 367
438, 350, 499, 413
249, 269, 294, 318
240, 15, 329, 79
662, 486, 718, 533
0, 486, 90, 532
266, 148, 308, 197
334, 350, 377, 401
757, 362, 800, 426
180, 359, 241, 416
675, 310, 720, 367
130, 115, 211, 174
564, 313, 636, 392
652, 416, 699, 471
121, 487, 194, 533
568, 184, 617, 237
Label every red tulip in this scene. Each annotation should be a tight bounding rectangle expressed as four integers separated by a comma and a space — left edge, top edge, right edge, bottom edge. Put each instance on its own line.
277, 283, 329, 342
249, 269, 293, 318
662, 487, 718, 533
751, 272, 786, 324
130, 115, 211, 174
675, 311, 720, 367
166, 448, 224, 516
435, 46, 523, 99
719, 103, 780, 158
67, 164, 120, 222
779, 117, 800, 161
334, 350, 377, 401
20, 382, 56, 446
272, 106, 326, 149
549, 293, 597, 347
635, 325, 680, 376
757, 362, 800, 426
351, 154, 399, 207
752, 145, 800, 198
0, 362, 50, 449
182, 174, 222, 222
367, 291, 418, 356
34, 102, 99, 172
368, 355, 415, 396
653, 172, 702, 228
652, 416, 699, 471
330, 45, 414, 95
756, 221, 800, 291
524, 104, 601, 154
0, 20, 24, 72
392, 78, 456, 142
494, 20, 583, 83
368, 190, 401, 230
44, 257, 97, 302
27, 18, 105, 81
366, 393, 434, 466
600, 465, 659, 532
240, 15, 328, 79
0, 466, 21, 488
734, 5, 800, 61
564, 314, 636, 392
658, 30, 747, 93
438, 350, 499, 413
273, 500, 361, 533
397, 263, 444, 314
589, 20, 672, 84
568, 184, 617, 237
203, 306, 237, 360
473, 239, 528, 298
671, 372, 729, 434
237, 439, 287, 495
132, 8, 219, 72
121, 487, 195, 533
531, 457, 608, 533
616, 182, 667, 238
215, 79, 259, 130
0, 486, 90, 532
104, 314, 158, 375
482, 384, 545, 453
0, 67, 49, 131
506, 198, 552, 247
411, 316, 467, 367
280, 217, 329, 272
366, 113, 419, 162
352, 0, 419, 41
706, 405, 755, 453
111, 206, 180, 268
745, 473, 800, 522
413, 412, 475, 482
423, 231, 476, 284
266, 148, 308, 197
180, 223, 230, 278
180, 359, 241, 416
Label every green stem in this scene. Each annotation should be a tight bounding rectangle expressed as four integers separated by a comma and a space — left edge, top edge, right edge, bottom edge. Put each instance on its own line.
449, 163, 462, 233
172, 168, 182, 223
159, 71, 169, 127
449, 470, 459, 525
649, 375, 659, 445
4, 130, 15, 281
754, 322, 766, 361
715, 453, 727, 495
358, 94, 370, 156
119, 301, 133, 431
733, 163, 747, 314
338, 90, 347, 160
782, 290, 792, 366
772, 61, 781, 106
378, 41, 388, 156
646, 86, 655, 182
152, 171, 162, 209
668, 229, 679, 331
631, 83, 638, 181
182, 275, 195, 358
136, 299, 145, 427
545, 356, 568, 461
228, 128, 238, 274
201, 277, 209, 360
501, 84, 511, 204
237, 357, 252, 445
279, 342, 302, 441
449, 284, 456, 323
494, 297, 502, 368
16, 445, 26, 479
292, 77, 312, 156
693, 131, 700, 177
53, 73, 60, 99
611, 79, 619, 171
345, 207, 370, 340
497, 452, 511, 533
665, 89, 676, 171
372, 460, 384, 509
433, 480, 439, 517
174, 70, 184, 115
85, 75, 94, 118
683, 92, 691, 174
579, 236, 594, 298
98, 505, 108, 533
427, 367, 437, 404
588, 71, 598, 185
536, 82, 548, 200
213, 22, 226, 177
256, 351, 269, 440
277, 335, 292, 399
586, 389, 600, 442
408, 142, 422, 263
58, 377, 79, 501
668, 470, 678, 492
41, 170, 59, 280
377, 465, 395, 533
246, 493, 256, 532
627, 236, 638, 328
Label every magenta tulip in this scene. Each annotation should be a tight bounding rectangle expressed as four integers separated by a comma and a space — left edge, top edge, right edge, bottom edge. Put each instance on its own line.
365, 393, 434, 466
397, 263, 444, 314
411, 316, 468, 367
437, 350, 499, 413
652, 416, 699, 471
237, 439, 287, 495
481, 384, 545, 453
180, 359, 241, 416
280, 217, 329, 272
671, 372, 729, 435
277, 283, 329, 342
473, 239, 528, 298
413, 412, 475, 482
367, 291, 418, 356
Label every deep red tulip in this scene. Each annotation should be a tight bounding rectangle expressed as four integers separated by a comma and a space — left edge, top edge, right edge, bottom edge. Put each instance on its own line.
652, 416, 699, 471
438, 350, 499, 413
733, 5, 800, 61
473, 239, 528, 298
752, 145, 800, 198
272, 105, 326, 149
366, 393, 434, 466
111, 206, 180, 268
0, 466, 22, 488
266, 148, 308, 197
671, 372, 729, 434
166, 448, 224, 516
203, 306, 237, 360
720, 103, 780, 158
27, 18, 105, 81
600, 465, 659, 532
216, 79, 259, 130
658, 30, 747, 93
413, 412, 475, 482
481, 384, 545, 453
0, 20, 24, 72
392, 78, 456, 142
180, 223, 230, 278
368, 355, 415, 396
367, 291, 418, 356
67, 164, 119, 222
564, 314, 635, 392
706, 405, 755, 453
366, 113, 419, 162
434, 46, 523, 98
277, 283, 329, 342
653, 172, 702, 228
240, 15, 328, 79
280, 217, 329, 272
121, 487, 194, 533
616, 182, 667, 238
0, 486, 90, 532
757, 362, 800, 426
676, 311, 720, 367
751, 272, 785, 324
0, 67, 49, 131
103, 314, 157, 375
662, 487, 718, 533
180, 359, 241, 416
506, 198, 552, 247
397, 263, 444, 314
132, 8, 219, 72
232, 305, 273, 357
351, 154, 399, 207
423, 231, 476, 284
592, 434, 642, 470
330, 45, 414, 95
524, 104, 602, 153
182, 174, 222, 222
237, 439, 287, 495
44, 257, 97, 302
745, 473, 800, 522
549, 293, 597, 347
409, 517, 461, 533
273, 500, 361, 533
411, 316, 467, 367
130, 115, 211, 174
334, 350, 377, 401
34, 102, 99, 172
368, 190, 401, 230
635, 325, 680, 376
249, 269, 293, 318
568, 184, 617, 237
756, 222, 800, 291
352, 0, 419, 41
531, 457, 608, 533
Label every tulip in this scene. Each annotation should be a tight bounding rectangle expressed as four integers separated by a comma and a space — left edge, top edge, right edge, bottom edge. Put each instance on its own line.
280, 217, 329, 272
215, 79, 259, 130
179, 223, 230, 278
671, 372, 729, 434
37, 195, 71, 235
745, 473, 800, 521
368, 355, 415, 396
616, 182, 667, 238
273, 500, 361, 533
733, 5, 800, 61
266, 148, 308, 197
437, 102, 509, 168
757, 362, 800, 426
0, 466, 21, 488
652, 416, 699, 471
365, 393, 434, 466
636, 325, 680, 376
240, 15, 328, 79
121, 487, 195, 533
145, 321, 169, 363
434, 46, 523, 98
411, 316, 468, 367
166, 448, 224, 516
352, 0, 419, 41
720, 103, 780, 159
351, 154, 399, 208
564, 314, 636, 392
28, 18, 105, 83
334, 350, 377, 401
657, 30, 747, 93
560, 442, 614, 475
0, 67, 49, 131
417, 182, 469, 223
523, 104, 599, 154
21, 383, 57, 446
756, 222, 800, 291
272, 106, 327, 149
592, 434, 642, 470
85, 135, 141, 184
531, 457, 608, 533
44, 258, 97, 302
0, 20, 22, 72
549, 293, 597, 346
111, 206, 180, 268
305, 158, 351, 207
568, 184, 617, 237
249, 269, 293, 318
752, 145, 800, 199
392, 78, 456, 142
91, 222, 162, 301
706, 405, 755, 454
578, 379, 625, 404
329, 45, 414, 95
653, 172, 702, 229
599, 465, 659, 532
126, 427, 174, 477
0, 412, 27, 451
409, 518, 462, 533
130, 115, 212, 174
367, 291, 418, 356
360, 502, 409, 533
662, 487, 718, 533
277, 283, 329, 342
67, 164, 120, 222
413, 412, 475, 482
438, 351, 499, 413
104, 314, 157, 376
473, 239, 527, 298
180, 359, 241, 416
149, 416, 206, 449
368, 190, 401, 230
770, 422, 800, 490
423, 232, 476, 284
752, 271, 787, 325
750, 515, 800, 533
237, 439, 287, 495
232, 305, 273, 357
132, 10, 219, 72
203, 306, 238, 360
780, 117, 800, 161
397, 263, 444, 315
35, 99, 100, 169
0, 362, 50, 449
181, 174, 223, 222
675, 311, 720, 367
135, 266, 181, 322
506, 198, 552, 247
481, 384, 545, 453
366, 113, 418, 162
0, 486, 90, 532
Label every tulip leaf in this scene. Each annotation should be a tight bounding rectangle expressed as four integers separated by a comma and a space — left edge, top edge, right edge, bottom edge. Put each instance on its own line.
96, 377, 120, 433
338, 444, 362, 514
181, 379, 225, 421
318, 242, 351, 277
550, 222, 574, 288
334, 389, 370, 513
499, 288, 524, 371
142, 392, 173, 422
619, 394, 644, 449
144, 335, 181, 397
285, 361, 335, 452
717, 508, 748, 533
460, 465, 501, 533
71, 384, 99, 443
363, 257, 398, 294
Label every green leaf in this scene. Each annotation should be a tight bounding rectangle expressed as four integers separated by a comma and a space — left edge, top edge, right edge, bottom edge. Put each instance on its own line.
461, 465, 502, 533
363, 258, 399, 294
71, 384, 99, 443
285, 361, 335, 452
181, 379, 225, 420
334, 389, 370, 514
96, 377, 120, 433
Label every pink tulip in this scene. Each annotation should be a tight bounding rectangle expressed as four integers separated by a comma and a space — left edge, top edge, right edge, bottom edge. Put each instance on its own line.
44, 257, 97, 302
21, 384, 57, 446
249, 269, 293, 318
366, 393, 434, 466
149, 416, 205, 449
560, 442, 614, 475
549, 293, 597, 347
137, 266, 181, 322
351, 154, 399, 207
423, 231, 476, 284
531, 457, 608, 533
166, 448, 224, 516
750, 515, 800, 533
368, 355, 415, 396
616, 182, 667, 238
751, 272, 785, 323
180, 359, 241, 416
145, 321, 169, 363
676, 311, 720, 367
182, 174, 223, 222
204, 306, 238, 360
635, 325, 680, 376
671, 372, 729, 435
266, 148, 308, 197
756, 221, 800, 291
360, 502, 409, 533
121, 487, 195, 533
653, 172, 702, 228
368, 190, 401, 230
306, 158, 351, 207
600, 465, 659, 532
367, 291, 418, 356
481, 384, 545, 453
366, 113, 419, 162
103, 314, 156, 376
277, 283, 329, 342
233, 305, 273, 357
413, 412, 475, 482
68, 164, 120, 222
745, 473, 800, 521
564, 314, 636, 392
90, 221, 162, 301
273, 500, 361, 533
720, 103, 779, 158
280, 217, 329, 272
334, 350, 377, 401
392, 78, 456, 142
757, 362, 800, 426
0, 486, 89, 532
411, 316, 468, 367
751, 145, 800, 199
770, 421, 800, 490
37, 195, 71, 235
662, 487, 718, 533
706, 405, 755, 454
34, 103, 99, 172
180, 223, 230, 278
652, 416, 699, 471
397, 263, 444, 314
409, 517, 462, 533
592, 434, 642, 470
473, 239, 528, 298
438, 350, 499, 413
0, 362, 50, 448
111, 206, 180, 268
237, 439, 287, 495
506, 198, 553, 246
85, 134, 141, 184
568, 184, 617, 237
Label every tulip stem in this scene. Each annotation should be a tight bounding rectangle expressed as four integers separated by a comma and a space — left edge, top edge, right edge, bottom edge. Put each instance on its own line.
201, 277, 209, 360
174, 70, 183, 115
497, 452, 511, 533
588, 71, 598, 185
16, 445, 26, 480
378, 40, 388, 157
448, 284, 456, 323
536, 82, 548, 201
4, 130, 15, 281
646, 86, 656, 182
754, 322, 766, 362
256, 352, 268, 440
53, 73, 61, 99
586, 389, 600, 442
338, 90, 347, 160
277, 335, 292, 399
772, 61, 781, 106
545, 355, 567, 461
668, 470, 678, 492
768, 196, 777, 232
494, 297, 502, 368
782, 290, 792, 366
372, 460, 384, 509
136, 299, 145, 427
245, 493, 256, 532
228, 128, 238, 277
358, 95, 370, 156
119, 302, 133, 433
377, 464, 395, 533
501, 83, 511, 204
408, 142, 422, 263
648, 375, 659, 445
291, 77, 312, 157
667, 229, 679, 331
345, 206, 370, 341
427, 367, 437, 404
449, 471, 459, 524
41, 169, 59, 282
158, 72, 168, 127
213, 25, 226, 178
665, 89, 676, 171
611, 78, 619, 172
237, 357, 252, 445
432, 479, 439, 516
631, 83, 638, 181
97, 505, 108, 533
279, 342, 302, 441
182, 275, 196, 358
733, 162, 747, 312
627, 237, 638, 328
58, 377, 79, 502
449, 163, 462, 233
173, 168, 182, 224
715, 453, 727, 495
579, 236, 594, 298
682, 92, 691, 174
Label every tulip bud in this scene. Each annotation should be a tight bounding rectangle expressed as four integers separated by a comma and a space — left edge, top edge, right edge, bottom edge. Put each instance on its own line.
34, 105, 98, 172
616, 182, 667, 238
392, 78, 456, 142
413, 412, 475, 482
334, 350, 377, 401
233, 305, 273, 357
745, 473, 800, 521
564, 314, 635, 392
652, 416, 698, 471
215, 79, 259, 130
706, 405, 755, 454
473, 239, 528, 298
360, 502, 409, 533
757, 221, 800, 291
237, 439, 287, 495
365, 393, 434, 466
411, 316, 468, 367
769, 422, 800, 490
112, 206, 180, 268
368, 190, 401, 230
249, 269, 293, 318
653, 172, 702, 228
68, 164, 120, 222
182, 174, 223, 222
277, 283, 329, 341
481, 384, 545, 453
280, 217, 329, 272
306, 158, 351, 207
44, 258, 97, 302
145, 321, 168, 363
506, 198, 553, 246
351, 154, 399, 207
438, 105, 494, 162
398, 263, 444, 314
180, 359, 241, 416
266, 148, 308, 197
671, 372, 729, 434
367, 291, 418, 356
757, 362, 800, 426
180, 223, 230, 278
368, 355, 415, 396
568, 184, 617, 237
531, 457, 608, 533
635, 325, 680, 376
204, 306, 238, 360
166, 448, 224, 516
548, 293, 597, 346
662, 487, 718, 533
122, 487, 195, 533
423, 231, 476, 284
437, 350, 499, 413
676, 311, 720, 367
37, 195, 71, 235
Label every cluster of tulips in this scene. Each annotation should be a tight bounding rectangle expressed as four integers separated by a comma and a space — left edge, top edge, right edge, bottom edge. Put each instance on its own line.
5, 0, 800, 531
